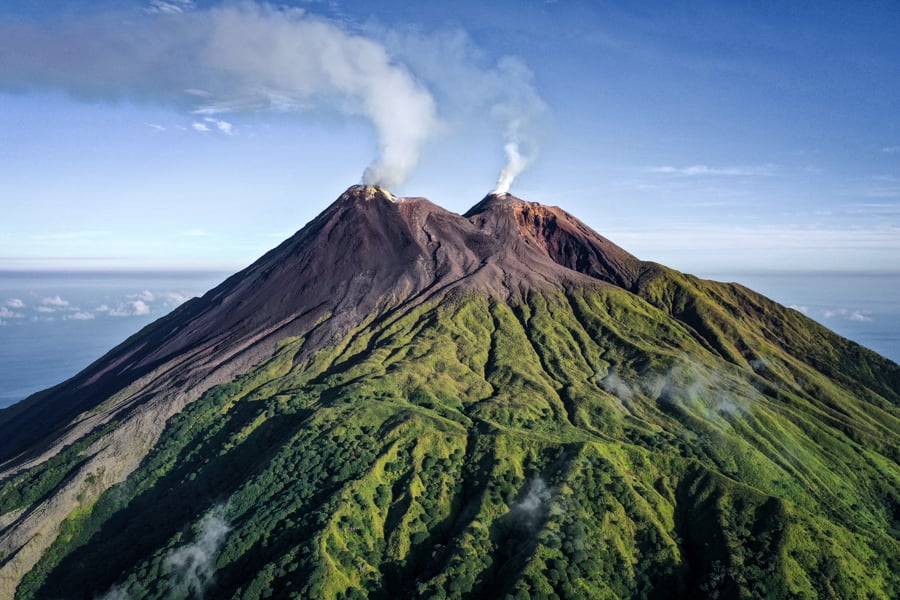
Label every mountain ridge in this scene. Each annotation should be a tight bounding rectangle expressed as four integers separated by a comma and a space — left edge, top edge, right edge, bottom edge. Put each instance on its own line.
0, 185, 897, 599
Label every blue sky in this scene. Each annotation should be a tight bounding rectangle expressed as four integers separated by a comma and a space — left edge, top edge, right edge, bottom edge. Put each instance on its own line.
1, 0, 898, 273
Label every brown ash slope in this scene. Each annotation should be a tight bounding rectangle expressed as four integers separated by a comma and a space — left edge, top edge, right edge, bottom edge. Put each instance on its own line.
0, 185, 898, 599
0, 187, 597, 464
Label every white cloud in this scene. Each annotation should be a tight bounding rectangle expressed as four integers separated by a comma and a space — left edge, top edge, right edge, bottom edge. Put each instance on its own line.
823, 308, 873, 322
96, 304, 111, 313
0, 4, 441, 187
881, 146, 900, 153
130, 290, 156, 302
146, 0, 195, 15
161, 291, 191, 305
110, 300, 152, 317
788, 304, 809, 313
5, 298, 25, 309
145, 122, 166, 131
42, 295, 70, 307
0, 306, 23, 318
64, 311, 95, 321
381, 28, 546, 193
35, 306, 56, 313
132, 300, 151, 315
192, 122, 210, 132
650, 164, 776, 176
204, 117, 233, 135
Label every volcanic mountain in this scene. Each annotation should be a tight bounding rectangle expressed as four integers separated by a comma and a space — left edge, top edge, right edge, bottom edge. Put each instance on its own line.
0, 186, 897, 599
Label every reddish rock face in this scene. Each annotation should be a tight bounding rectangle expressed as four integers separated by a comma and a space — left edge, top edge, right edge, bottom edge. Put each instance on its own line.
465, 192, 642, 289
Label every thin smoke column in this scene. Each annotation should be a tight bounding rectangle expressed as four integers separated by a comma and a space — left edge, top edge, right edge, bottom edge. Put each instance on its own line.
490, 57, 546, 195
0, 3, 439, 188
493, 122, 528, 195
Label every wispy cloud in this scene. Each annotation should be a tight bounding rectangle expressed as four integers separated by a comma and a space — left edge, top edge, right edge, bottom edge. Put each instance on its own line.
0, 4, 444, 187
607, 224, 900, 252
34, 306, 56, 314
203, 117, 233, 135
844, 202, 900, 216
649, 164, 776, 176
109, 300, 151, 317
94, 289, 188, 318
823, 308, 872, 322
145, 122, 166, 131
161, 291, 191, 305
64, 311, 95, 321
5, 298, 25, 309
881, 146, 900, 153
146, 0, 195, 15
41, 295, 70, 307
192, 122, 210, 133
130, 290, 156, 302
855, 175, 900, 199
0, 306, 23, 319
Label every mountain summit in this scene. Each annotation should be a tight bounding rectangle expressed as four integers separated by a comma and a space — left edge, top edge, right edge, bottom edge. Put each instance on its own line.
1, 186, 898, 599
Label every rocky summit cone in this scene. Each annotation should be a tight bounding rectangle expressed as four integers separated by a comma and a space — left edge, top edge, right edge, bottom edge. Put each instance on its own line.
0, 186, 898, 599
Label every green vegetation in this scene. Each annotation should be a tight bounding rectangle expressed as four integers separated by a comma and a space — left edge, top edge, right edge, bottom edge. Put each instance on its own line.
12, 283, 900, 599
0, 422, 116, 516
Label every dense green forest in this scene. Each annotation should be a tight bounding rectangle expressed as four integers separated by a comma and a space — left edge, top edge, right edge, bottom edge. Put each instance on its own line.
7, 287, 898, 599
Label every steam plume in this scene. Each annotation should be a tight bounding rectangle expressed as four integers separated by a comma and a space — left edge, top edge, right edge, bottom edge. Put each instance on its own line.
489, 57, 545, 194
163, 504, 230, 598
0, 4, 438, 187
493, 126, 528, 195
513, 477, 551, 530
379, 31, 547, 194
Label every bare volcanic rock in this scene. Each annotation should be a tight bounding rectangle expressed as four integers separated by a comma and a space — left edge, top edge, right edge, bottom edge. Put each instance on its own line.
0, 186, 630, 466
465, 192, 642, 289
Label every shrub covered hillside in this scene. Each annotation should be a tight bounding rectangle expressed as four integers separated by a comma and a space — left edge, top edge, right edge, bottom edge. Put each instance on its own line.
0, 187, 897, 599
9, 285, 899, 599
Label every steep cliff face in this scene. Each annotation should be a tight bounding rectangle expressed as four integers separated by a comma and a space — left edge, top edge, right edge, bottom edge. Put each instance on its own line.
0, 186, 897, 599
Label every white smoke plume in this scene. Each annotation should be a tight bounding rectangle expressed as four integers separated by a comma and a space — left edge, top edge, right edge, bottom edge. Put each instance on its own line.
380, 30, 547, 195
493, 134, 527, 195
0, 3, 439, 188
489, 57, 545, 195
163, 504, 231, 598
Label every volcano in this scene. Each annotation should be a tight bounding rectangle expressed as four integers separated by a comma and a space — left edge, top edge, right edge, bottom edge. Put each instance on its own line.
1, 186, 897, 599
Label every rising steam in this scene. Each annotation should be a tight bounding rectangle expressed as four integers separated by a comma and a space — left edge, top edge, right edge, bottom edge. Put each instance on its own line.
493, 125, 528, 195
163, 504, 230, 598
0, 4, 438, 187
380, 31, 547, 195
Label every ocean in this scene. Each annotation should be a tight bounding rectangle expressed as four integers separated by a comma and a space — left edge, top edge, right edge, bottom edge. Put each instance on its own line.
0, 271, 228, 408
0, 270, 897, 409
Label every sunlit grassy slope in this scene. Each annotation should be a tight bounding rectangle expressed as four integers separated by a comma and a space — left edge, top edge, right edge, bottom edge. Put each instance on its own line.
7, 281, 899, 599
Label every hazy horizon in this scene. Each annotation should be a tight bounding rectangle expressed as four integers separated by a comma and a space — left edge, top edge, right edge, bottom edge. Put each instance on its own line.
1, 1, 898, 275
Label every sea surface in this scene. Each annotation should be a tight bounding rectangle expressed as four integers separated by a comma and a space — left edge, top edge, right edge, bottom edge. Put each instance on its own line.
0, 270, 898, 409
0, 271, 228, 408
